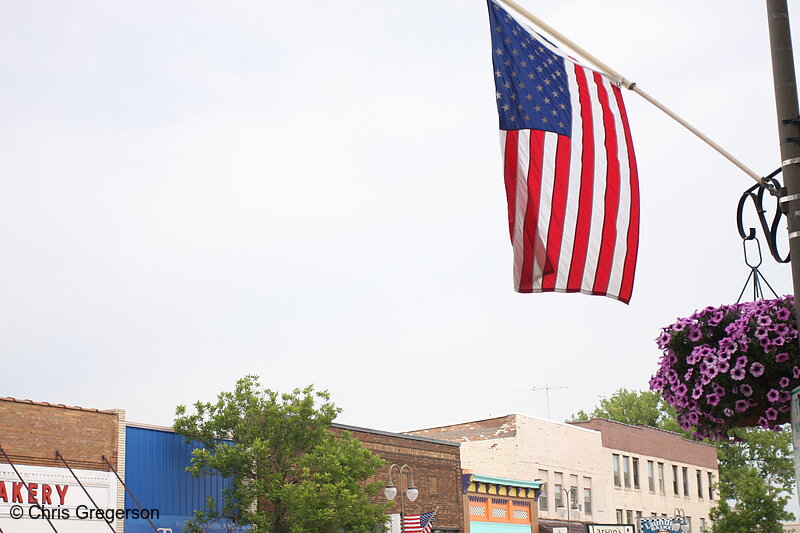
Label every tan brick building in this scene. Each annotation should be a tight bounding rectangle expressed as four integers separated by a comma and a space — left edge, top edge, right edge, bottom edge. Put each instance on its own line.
409, 414, 718, 533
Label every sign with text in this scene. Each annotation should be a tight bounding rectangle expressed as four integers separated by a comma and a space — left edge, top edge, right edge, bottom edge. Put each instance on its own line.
641, 517, 676, 533
586, 525, 635, 533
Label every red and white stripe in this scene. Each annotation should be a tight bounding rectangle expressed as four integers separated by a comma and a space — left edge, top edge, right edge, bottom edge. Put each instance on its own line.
500, 62, 639, 303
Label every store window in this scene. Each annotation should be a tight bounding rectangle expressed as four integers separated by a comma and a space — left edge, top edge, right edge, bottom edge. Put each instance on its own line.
613, 454, 621, 487
616, 509, 624, 524
583, 488, 592, 514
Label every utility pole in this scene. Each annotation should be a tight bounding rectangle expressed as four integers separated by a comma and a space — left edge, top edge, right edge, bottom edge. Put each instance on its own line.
765, 0, 800, 503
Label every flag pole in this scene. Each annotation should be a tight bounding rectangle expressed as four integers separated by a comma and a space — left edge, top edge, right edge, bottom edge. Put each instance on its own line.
497, 0, 766, 186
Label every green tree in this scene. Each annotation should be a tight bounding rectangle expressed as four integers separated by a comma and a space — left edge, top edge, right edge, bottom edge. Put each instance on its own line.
570, 388, 795, 532
174, 375, 390, 533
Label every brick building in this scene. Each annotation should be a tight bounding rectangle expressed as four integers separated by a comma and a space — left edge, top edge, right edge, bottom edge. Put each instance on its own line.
569, 418, 718, 533
0, 397, 126, 532
333, 423, 463, 532
408, 414, 718, 533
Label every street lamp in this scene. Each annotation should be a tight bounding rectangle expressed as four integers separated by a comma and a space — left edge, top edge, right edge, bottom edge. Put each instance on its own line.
385, 464, 418, 533
671, 508, 689, 533
556, 488, 579, 531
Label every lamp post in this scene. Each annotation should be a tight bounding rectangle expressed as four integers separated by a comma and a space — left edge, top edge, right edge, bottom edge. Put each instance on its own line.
671, 508, 689, 533
556, 488, 579, 532
384, 464, 419, 533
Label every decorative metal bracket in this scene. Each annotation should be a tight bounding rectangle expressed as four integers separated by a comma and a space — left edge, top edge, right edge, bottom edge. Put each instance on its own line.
735, 169, 789, 264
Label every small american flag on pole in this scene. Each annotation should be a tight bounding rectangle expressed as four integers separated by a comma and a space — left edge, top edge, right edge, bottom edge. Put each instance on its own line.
402, 510, 437, 533
487, 0, 640, 303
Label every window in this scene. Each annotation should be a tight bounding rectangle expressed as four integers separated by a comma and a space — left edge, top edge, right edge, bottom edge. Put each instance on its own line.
554, 472, 563, 509
538, 470, 549, 512
632, 457, 640, 489
613, 454, 621, 487
623, 456, 631, 488
539, 483, 548, 511
647, 461, 655, 492
685, 516, 692, 533
583, 488, 592, 514
700, 518, 706, 532
626, 510, 633, 525
672, 465, 679, 495
658, 462, 665, 493
696, 470, 703, 498
616, 509, 624, 524
636, 511, 643, 529
682, 467, 690, 497
708, 472, 714, 500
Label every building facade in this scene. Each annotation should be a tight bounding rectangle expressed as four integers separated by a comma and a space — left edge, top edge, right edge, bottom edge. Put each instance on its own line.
462, 472, 542, 533
0, 397, 126, 532
408, 414, 719, 532
569, 419, 717, 533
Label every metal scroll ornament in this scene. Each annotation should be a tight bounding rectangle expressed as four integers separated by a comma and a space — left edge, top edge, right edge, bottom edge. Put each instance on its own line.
736, 173, 789, 264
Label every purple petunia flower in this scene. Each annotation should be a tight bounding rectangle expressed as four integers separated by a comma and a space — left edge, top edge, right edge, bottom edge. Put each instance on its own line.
706, 393, 720, 406
736, 355, 749, 368
780, 377, 790, 388
730, 366, 746, 381
750, 362, 766, 377
735, 399, 750, 412
775, 352, 790, 363
723, 408, 734, 417
780, 390, 792, 403
777, 308, 791, 321
767, 389, 781, 403
794, 366, 800, 379
688, 327, 703, 342
740, 384, 753, 397
717, 360, 730, 373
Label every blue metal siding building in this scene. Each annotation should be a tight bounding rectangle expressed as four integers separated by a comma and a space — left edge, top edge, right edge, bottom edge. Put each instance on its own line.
124, 424, 240, 533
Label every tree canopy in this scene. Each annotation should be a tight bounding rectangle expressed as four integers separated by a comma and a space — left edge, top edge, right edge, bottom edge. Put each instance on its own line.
570, 388, 795, 532
174, 375, 390, 533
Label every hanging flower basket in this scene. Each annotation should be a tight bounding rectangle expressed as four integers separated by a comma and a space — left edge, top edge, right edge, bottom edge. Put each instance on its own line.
650, 295, 798, 440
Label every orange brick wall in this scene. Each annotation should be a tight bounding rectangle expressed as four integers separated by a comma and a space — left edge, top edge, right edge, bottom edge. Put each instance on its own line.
0, 398, 121, 472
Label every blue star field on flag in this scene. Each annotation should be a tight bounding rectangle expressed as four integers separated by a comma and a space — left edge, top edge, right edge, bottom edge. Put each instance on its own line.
488, 1, 572, 137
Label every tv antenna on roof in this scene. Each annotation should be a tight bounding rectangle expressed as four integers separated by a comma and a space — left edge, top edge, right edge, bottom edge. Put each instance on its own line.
514, 385, 568, 419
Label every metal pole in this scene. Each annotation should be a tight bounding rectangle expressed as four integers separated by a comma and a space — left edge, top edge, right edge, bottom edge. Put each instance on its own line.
766, 0, 800, 505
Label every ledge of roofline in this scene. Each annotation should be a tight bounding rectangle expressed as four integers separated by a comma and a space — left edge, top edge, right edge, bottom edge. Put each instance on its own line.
333, 422, 460, 447
126, 421, 458, 447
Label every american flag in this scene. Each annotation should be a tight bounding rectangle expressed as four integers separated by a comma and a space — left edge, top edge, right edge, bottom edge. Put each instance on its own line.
402, 510, 437, 533
487, 0, 639, 303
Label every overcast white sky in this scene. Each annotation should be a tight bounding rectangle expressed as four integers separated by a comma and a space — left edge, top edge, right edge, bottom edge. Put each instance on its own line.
1, 1, 798, 441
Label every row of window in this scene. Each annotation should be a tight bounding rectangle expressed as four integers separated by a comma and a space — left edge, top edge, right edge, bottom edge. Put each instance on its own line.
537, 470, 592, 515
612, 454, 714, 500
615, 510, 706, 533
